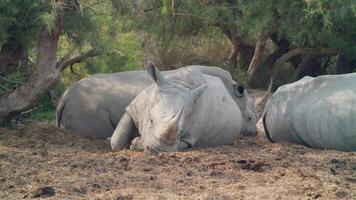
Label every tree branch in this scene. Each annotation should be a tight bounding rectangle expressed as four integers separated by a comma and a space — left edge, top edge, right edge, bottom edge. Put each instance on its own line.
171, 0, 205, 20
56, 48, 101, 71
20, 105, 42, 116
0, 75, 24, 85
272, 48, 336, 76
0, 84, 9, 91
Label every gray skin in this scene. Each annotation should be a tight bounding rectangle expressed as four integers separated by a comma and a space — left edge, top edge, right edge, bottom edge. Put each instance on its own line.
56, 65, 258, 139
262, 73, 356, 151
111, 63, 249, 152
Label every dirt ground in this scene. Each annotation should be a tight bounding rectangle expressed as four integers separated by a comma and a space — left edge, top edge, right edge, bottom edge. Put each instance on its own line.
0, 122, 355, 200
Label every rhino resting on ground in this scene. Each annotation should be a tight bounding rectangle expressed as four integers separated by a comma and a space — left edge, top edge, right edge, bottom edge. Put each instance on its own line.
56, 65, 258, 139
263, 73, 356, 151
111, 63, 254, 152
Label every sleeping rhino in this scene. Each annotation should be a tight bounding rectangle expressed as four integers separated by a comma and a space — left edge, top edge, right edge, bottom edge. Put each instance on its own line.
111, 63, 255, 152
262, 73, 356, 151
56, 65, 258, 139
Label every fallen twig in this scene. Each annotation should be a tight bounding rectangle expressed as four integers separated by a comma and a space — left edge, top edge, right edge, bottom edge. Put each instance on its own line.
21, 105, 43, 116
0, 75, 24, 85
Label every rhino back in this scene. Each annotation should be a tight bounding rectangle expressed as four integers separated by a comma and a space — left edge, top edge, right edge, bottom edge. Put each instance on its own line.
60, 71, 152, 138
183, 65, 235, 95
292, 74, 356, 151
266, 73, 356, 151
263, 76, 314, 144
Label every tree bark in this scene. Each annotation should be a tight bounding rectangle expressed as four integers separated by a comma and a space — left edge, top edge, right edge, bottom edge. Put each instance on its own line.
0, 20, 100, 125
247, 34, 269, 75
0, 22, 63, 125
336, 55, 354, 74
239, 44, 255, 71
291, 55, 320, 81
216, 24, 243, 74
271, 48, 335, 77
57, 48, 100, 70
228, 37, 240, 72
263, 33, 289, 68
0, 38, 26, 76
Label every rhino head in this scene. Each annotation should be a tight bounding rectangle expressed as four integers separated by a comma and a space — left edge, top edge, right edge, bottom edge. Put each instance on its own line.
232, 83, 259, 136
131, 63, 207, 152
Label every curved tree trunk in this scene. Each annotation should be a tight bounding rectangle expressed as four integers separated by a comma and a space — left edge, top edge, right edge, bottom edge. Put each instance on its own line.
247, 34, 269, 75
291, 55, 320, 81
0, 20, 100, 126
227, 37, 240, 72
217, 24, 243, 74
271, 48, 335, 77
336, 55, 354, 74
239, 44, 255, 71
0, 23, 63, 125
0, 38, 26, 76
263, 33, 290, 70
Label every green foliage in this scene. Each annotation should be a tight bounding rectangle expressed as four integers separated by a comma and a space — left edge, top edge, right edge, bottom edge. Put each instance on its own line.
143, 28, 230, 70
1, 0, 356, 121
29, 108, 55, 121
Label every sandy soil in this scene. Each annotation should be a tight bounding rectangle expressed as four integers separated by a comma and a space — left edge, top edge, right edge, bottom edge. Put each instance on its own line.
0, 122, 355, 200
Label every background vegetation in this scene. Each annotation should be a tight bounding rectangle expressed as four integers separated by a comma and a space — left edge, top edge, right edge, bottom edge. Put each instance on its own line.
0, 0, 355, 123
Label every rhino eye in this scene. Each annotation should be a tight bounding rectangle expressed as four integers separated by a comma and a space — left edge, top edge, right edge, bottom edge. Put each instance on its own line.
150, 119, 153, 123
248, 117, 252, 121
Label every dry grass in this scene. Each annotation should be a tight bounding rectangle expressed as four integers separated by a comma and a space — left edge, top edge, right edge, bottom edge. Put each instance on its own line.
0, 121, 355, 199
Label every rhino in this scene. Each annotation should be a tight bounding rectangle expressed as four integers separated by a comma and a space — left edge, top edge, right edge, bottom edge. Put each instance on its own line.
262, 73, 356, 151
56, 65, 258, 139
111, 63, 253, 152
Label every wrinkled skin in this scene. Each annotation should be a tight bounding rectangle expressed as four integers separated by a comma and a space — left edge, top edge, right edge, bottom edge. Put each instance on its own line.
111, 64, 251, 153
57, 65, 258, 139
263, 74, 356, 151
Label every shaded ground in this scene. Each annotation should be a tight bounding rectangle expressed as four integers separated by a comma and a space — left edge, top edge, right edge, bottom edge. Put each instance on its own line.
0, 123, 355, 200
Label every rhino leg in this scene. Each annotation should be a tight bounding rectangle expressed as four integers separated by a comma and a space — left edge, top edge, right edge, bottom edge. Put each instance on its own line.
130, 137, 144, 151
111, 112, 137, 151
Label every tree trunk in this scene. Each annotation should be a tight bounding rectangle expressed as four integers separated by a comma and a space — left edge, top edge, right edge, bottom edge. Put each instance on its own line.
0, 22, 63, 125
228, 38, 240, 73
271, 48, 335, 77
217, 24, 243, 74
336, 55, 354, 74
247, 34, 269, 75
291, 55, 320, 81
0, 38, 26, 76
239, 44, 255, 71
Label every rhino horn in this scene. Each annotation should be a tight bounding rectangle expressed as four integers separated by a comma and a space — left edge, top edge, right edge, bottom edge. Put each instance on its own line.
255, 77, 274, 119
190, 83, 207, 102
146, 61, 169, 86
161, 106, 184, 145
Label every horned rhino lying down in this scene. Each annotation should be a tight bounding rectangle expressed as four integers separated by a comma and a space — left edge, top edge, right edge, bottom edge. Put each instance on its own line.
111, 64, 256, 152
57, 65, 257, 139
263, 73, 356, 151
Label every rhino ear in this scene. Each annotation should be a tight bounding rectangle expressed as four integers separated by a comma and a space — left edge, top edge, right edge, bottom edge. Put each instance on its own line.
233, 83, 246, 97
146, 61, 169, 86
190, 83, 207, 102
